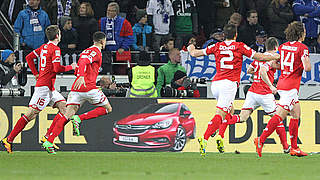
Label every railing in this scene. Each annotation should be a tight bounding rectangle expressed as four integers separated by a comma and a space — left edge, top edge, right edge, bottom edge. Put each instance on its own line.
0, 10, 17, 50
15, 50, 169, 75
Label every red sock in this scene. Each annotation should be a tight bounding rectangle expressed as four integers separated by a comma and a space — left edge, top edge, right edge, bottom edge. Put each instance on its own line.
45, 112, 63, 138
218, 118, 228, 138
289, 118, 299, 149
204, 114, 222, 140
7, 115, 30, 143
79, 107, 108, 121
227, 114, 240, 125
260, 114, 282, 143
276, 121, 288, 149
47, 115, 69, 143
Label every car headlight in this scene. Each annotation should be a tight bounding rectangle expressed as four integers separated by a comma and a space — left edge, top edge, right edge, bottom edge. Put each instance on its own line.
151, 119, 173, 129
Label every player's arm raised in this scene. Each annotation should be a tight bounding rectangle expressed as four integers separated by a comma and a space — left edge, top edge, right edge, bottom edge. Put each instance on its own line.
252, 52, 280, 62
260, 64, 277, 94
187, 44, 206, 57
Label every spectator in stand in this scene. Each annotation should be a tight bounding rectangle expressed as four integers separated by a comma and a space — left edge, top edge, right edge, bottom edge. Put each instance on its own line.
293, 0, 320, 53
228, 12, 242, 29
172, 0, 198, 49
250, 29, 267, 53
146, 0, 175, 52
132, 9, 153, 51
1, 0, 28, 24
197, 0, 216, 38
72, 2, 98, 51
44, 0, 80, 25
0, 50, 21, 89
14, 0, 50, 50
202, 27, 224, 48
213, 0, 238, 29
58, 16, 78, 53
156, 48, 186, 97
159, 37, 175, 62
100, 2, 134, 52
267, 0, 294, 45
237, 10, 264, 46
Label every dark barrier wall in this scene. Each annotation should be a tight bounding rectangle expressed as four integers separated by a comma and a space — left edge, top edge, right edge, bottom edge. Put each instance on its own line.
0, 97, 319, 153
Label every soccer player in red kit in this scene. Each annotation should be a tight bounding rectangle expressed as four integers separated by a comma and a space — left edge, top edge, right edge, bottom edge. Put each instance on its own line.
1, 25, 76, 153
217, 37, 290, 153
42, 31, 112, 154
188, 24, 279, 157
255, 21, 311, 157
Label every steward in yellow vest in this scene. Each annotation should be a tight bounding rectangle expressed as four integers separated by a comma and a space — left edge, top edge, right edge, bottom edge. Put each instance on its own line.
128, 51, 157, 97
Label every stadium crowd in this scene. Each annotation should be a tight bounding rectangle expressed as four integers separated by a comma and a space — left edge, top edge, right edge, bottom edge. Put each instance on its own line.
2, 0, 320, 54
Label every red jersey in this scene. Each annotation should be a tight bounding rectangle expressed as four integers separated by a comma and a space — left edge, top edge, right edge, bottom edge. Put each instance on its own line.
248, 59, 276, 95
26, 42, 73, 90
72, 46, 102, 92
204, 40, 255, 82
277, 41, 309, 91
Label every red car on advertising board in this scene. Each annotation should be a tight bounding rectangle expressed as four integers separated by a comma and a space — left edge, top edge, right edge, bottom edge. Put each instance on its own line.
113, 103, 196, 151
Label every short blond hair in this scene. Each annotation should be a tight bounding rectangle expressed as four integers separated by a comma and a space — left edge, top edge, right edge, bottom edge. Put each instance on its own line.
107, 2, 120, 14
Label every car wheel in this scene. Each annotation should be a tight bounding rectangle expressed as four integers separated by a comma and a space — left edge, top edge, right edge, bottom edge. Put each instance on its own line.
171, 126, 187, 152
189, 124, 196, 139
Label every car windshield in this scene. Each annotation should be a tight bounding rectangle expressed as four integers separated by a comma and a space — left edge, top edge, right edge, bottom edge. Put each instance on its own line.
137, 103, 179, 114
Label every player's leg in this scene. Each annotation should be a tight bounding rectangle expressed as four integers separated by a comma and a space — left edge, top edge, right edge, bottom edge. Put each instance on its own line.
260, 94, 289, 152
1, 87, 51, 153
255, 90, 291, 157
289, 102, 307, 156
43, 91, 81, 154
218, 92, 256, 139
200, 80, 236, 155
71, 89, 112, 136
1, 107, 40, 153
43, 91, 67, 144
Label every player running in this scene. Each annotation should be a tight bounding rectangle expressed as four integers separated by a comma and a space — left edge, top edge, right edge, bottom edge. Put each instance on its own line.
1, 25, 76, 153
217, 37, 290, 153
42, 31, 112, 154
187, 24, 279, 157
255, 21, 311, 157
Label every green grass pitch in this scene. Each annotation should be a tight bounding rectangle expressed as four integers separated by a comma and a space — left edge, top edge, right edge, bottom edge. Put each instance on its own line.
1, 151, 319, 180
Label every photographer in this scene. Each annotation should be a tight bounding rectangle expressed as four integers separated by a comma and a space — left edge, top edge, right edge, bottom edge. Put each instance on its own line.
161, 70, 200, 97
171, 70, 200, 97
99, 76, 117, 90
98, 76, 127, 97
0, 50, 22, 89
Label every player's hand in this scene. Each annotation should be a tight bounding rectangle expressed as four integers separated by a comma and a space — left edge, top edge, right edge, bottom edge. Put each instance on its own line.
13, 63, 22, 73
187, 44, 195, 52
74, 76, 86, 90
35, 74, 39, 80
118, 48, 124, 54
270, 85, 277, 95
71, 63, 77, 70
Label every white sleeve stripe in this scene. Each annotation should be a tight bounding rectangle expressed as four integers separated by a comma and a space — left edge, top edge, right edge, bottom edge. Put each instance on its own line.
250, 51, 256, 59
33, 50, 39, 58
202, 49, 207, 56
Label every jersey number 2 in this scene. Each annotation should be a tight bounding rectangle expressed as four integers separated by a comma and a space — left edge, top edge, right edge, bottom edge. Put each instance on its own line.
220, 50, 234, 69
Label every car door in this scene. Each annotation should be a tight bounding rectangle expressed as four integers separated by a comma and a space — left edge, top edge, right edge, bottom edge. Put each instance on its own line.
179, 104, 194, 135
